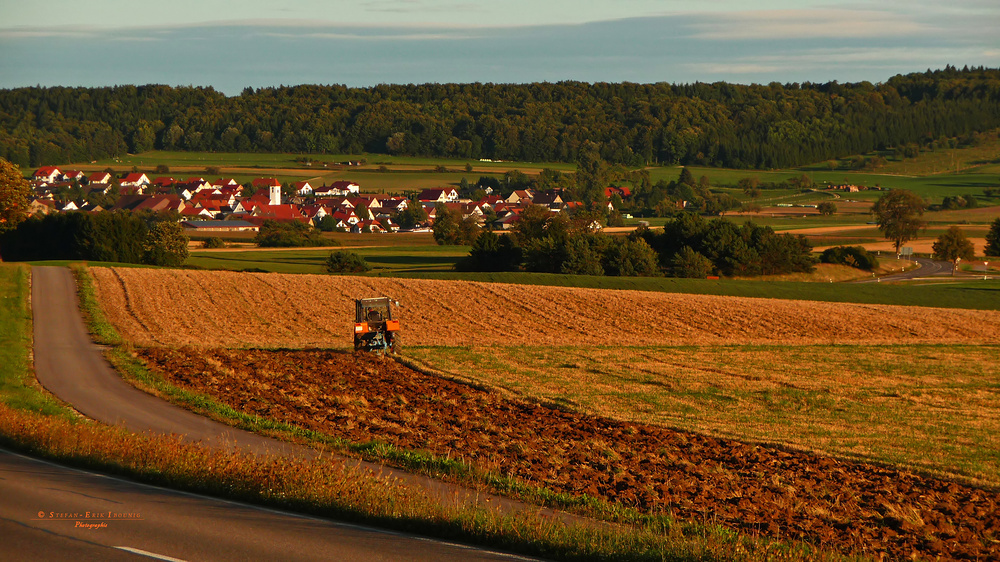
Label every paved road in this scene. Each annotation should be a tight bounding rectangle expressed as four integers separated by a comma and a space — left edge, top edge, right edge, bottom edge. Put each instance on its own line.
27, 265, 559, 559
854, 257, 952, 283
32, 265, 303, 457
0, 448, 527, 561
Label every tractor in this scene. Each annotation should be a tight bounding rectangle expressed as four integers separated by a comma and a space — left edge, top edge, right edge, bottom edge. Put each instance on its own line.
353, 297, 400, 353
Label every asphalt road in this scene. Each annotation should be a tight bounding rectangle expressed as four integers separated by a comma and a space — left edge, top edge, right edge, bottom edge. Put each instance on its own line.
854, 256, 952, 283
31, 265, 303, 457
25, 266, 554, 560
0, 448, 528, 561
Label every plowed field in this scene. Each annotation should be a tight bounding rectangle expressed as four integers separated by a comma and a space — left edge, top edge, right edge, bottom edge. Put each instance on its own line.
136, 347, 1000, 561
90, 267, 1000, 348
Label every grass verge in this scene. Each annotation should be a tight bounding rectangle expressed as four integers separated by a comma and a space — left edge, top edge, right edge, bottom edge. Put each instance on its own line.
64, 264, 863, 561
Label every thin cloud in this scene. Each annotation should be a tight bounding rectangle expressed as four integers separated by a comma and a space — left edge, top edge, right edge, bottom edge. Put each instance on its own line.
692, 46, 999, 76
688, 9, 928, 40
701, 63, 783, 74
262, 30, 476, 41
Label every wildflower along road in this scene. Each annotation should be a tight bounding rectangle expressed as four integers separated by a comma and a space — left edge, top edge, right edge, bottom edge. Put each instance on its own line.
26, 266, 536, 562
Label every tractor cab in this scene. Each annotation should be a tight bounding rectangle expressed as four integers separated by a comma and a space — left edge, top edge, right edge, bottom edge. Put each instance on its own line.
354, 297, 400, 353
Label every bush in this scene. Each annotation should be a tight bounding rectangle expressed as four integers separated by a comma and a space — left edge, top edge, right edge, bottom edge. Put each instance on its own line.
672, 246, 714, 278
202, 237, 225, 249
455, 231, 522, 272
820, 246, 880, 270
602, 236, 660, 277
255, 220, 328, 247
817, 201, 837, 216
315, 215, 340, 232
326, 251, 371, 273
143, 222, 189, 267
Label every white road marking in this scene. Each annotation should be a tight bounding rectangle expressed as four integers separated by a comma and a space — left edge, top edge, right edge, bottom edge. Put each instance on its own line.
3, 448, 540, 561
114, 546, 188, 561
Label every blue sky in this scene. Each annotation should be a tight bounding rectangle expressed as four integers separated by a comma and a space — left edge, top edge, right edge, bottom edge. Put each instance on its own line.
0, 1, 996, 95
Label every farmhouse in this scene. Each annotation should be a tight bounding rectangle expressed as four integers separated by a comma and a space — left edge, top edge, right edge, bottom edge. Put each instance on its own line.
33, 166, 61, 183
120, 173, 150, 187
330, 180, 360, 194
87, 172, 112, 184
505, 189, 534, 204
417, 188, 459, 203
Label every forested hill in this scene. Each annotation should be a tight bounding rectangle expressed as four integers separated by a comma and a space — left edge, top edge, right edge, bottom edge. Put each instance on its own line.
2, 67, 998, 169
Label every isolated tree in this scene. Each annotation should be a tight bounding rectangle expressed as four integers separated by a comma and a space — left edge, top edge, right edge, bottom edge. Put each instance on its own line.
395, 205, 428, 230
326, 250, 371, 273
574, 141, 610, 204
510, 204, 552, 245
932, 226, 975, 275
142, 221, 189, 267
432, 204, 479, 245
817, 201, 837, 216
984, 218, 1000, 258
678, 167, 695, 186
789, 174, 814, 190
738, 176, 761, 201
871, 190, 926, 254
0, 158, 31, 236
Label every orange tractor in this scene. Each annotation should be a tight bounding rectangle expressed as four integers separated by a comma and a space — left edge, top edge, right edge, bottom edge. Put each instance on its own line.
354, 297, 400, 353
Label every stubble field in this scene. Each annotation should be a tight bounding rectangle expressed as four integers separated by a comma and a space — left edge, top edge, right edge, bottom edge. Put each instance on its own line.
90, 267, 1000, 349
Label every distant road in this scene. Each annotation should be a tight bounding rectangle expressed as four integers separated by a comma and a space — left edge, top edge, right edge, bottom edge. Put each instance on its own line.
0, 448, 529, 562
854, 257, 952, 283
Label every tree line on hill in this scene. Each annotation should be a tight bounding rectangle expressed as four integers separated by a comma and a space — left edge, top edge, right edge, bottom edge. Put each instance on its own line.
2, 67, 998, 169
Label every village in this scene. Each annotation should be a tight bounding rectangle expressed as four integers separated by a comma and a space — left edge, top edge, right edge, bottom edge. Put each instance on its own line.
23, 166, 623, 235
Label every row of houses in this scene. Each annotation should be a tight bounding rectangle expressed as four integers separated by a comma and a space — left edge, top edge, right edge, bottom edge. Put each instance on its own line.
30, 167, 630, 233
31, 167, 362, 199
28, 168, 409, 233
412, 187, 620, 230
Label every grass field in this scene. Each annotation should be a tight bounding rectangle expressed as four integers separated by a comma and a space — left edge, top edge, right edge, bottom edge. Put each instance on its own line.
404, 343, 1000, 487
187, 244, 469, 274
60, 137, 1000, 206
181, 247, 1000, 310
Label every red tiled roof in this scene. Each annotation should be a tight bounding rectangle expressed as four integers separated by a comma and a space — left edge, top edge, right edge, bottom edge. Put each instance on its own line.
252, 178, 281, 188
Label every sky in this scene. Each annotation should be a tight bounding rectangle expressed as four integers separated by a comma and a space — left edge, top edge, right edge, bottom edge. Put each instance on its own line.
0, 0, 997, 95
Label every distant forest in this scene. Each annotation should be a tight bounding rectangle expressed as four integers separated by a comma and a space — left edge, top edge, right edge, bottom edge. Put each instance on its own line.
2, 66, 998, 169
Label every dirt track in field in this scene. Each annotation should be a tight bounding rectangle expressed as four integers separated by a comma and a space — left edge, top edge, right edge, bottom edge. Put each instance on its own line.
90, 267, 1000, 349
135, 347, 1000, 562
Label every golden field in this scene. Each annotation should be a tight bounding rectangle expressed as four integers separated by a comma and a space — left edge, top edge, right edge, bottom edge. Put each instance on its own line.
90, 266, 1000, 349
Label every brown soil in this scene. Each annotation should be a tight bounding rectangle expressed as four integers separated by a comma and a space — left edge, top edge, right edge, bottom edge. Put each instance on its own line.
136, 346, 999, 561
91, 267, 1000, 349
